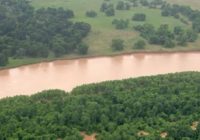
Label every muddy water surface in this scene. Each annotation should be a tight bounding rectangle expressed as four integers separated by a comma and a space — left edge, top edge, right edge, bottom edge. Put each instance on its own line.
0, 52, 200, 98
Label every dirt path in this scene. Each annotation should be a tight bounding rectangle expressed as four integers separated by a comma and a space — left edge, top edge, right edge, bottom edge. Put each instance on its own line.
137, 131, 149, 136
191, 121, 199, 130
160, 132, 168, 138
81, 132, 96, 140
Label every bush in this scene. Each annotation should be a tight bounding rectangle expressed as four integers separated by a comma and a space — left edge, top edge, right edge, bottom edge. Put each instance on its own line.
164, 39, 175, 48
86, 10, 97, 17
111, 39, 124, 51
105, 7, 115, 16
112, 19, 129, 29
134, 40, 146, 49
77, 43, 89, 54
116, 1, 131, 10
132, 13, 146, 21
0, 52, 8, 66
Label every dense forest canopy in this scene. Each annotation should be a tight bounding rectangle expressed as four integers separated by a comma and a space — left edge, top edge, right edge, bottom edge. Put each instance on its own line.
0, 0, 91, 66
1, 72, 200, 139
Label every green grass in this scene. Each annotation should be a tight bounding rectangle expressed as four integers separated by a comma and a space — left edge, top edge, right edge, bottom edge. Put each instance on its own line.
167, 0, 200, 10
1, 0, 199, 69
31, 0, 189, 52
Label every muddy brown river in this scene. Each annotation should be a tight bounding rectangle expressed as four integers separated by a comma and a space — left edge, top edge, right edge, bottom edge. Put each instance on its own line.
0, 52, 200, 98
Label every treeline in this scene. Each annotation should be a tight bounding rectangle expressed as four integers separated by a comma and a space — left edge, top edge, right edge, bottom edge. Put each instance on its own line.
132, 1, 200, 47
134, 24, 198, 47
0, 0, 91, 66
1, 72, 200, 139
161, 4, 200, 32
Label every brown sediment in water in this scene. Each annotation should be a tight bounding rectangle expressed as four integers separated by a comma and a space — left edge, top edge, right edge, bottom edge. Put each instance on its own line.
0, 52, 200, 98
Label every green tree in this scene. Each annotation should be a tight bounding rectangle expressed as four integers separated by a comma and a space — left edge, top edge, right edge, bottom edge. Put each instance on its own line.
0, 52, 8, 66
116, 1, 124, 10
86, 10, 97, 17
164, 39, 175, 48
77, 43, 89, 54
111, 39, 124, 51
112, 19, 129, 29
105, 7, 115, 16
132, 13, 146, 21
134, 40, 146, 49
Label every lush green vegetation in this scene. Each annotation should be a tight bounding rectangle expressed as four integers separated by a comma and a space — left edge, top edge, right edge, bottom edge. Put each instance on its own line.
132, 13, 146, 21
0, 0, 191, 68
0, 0, 91, 66
1, 0, 200, 68
134, 39, 146, 49
111, 39, 125, 51
1, 72, 200, 139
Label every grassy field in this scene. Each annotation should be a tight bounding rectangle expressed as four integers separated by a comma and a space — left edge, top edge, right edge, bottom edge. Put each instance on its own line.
1, 0, 200, 69
167, 0, 200, 10
31, 0, 188, 55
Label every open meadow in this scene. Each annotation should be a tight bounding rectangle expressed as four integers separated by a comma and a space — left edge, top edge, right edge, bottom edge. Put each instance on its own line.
1, 0, 200, 68
31, 0, 199, 55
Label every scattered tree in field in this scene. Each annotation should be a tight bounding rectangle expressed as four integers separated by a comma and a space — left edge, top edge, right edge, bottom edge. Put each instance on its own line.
111, 39, 124, 51
116, 1, 131, 10
86, 10, 97, 17
134, 39, 146, 49
105, 6, 115, 16
116, 1, 125, 10
100, 2, 115, 16
112, 19, 129, 29
132, 13, 146, 21
100, 2, 108, 12
77, 43, 89, 54
140, 0, 149, 6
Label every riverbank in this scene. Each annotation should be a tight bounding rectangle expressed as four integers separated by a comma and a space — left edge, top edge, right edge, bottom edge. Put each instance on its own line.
1, 51, 200, 98
0, 46, 200, 70
1, 46, 200, 70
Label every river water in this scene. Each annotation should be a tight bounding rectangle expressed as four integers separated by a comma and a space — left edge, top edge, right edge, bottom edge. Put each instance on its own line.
0, 52, 200, 98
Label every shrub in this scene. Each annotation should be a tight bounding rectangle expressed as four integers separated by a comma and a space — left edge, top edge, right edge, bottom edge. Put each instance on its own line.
86, 10, 97, 17
77, 43, 89, 54
134, 40, 146, 49
132, 13, 146, 21
111, 39, 124, 51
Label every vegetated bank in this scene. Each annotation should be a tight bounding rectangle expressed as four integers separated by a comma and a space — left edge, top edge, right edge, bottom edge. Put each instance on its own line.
1, 72, 200, 139
1, 0, 200, 68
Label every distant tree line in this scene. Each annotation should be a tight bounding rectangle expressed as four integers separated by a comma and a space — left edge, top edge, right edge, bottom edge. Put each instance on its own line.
134, 24, 198, 47
0, 0, 91, 66
1, 72, 200, 139
161, 3, 200, 32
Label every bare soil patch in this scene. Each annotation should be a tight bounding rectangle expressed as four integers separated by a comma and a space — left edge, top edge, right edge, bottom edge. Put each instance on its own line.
191, 121, 199, 130
81, 132, 96, 140
137, 131, 149, 137
160, 132, 168, 138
